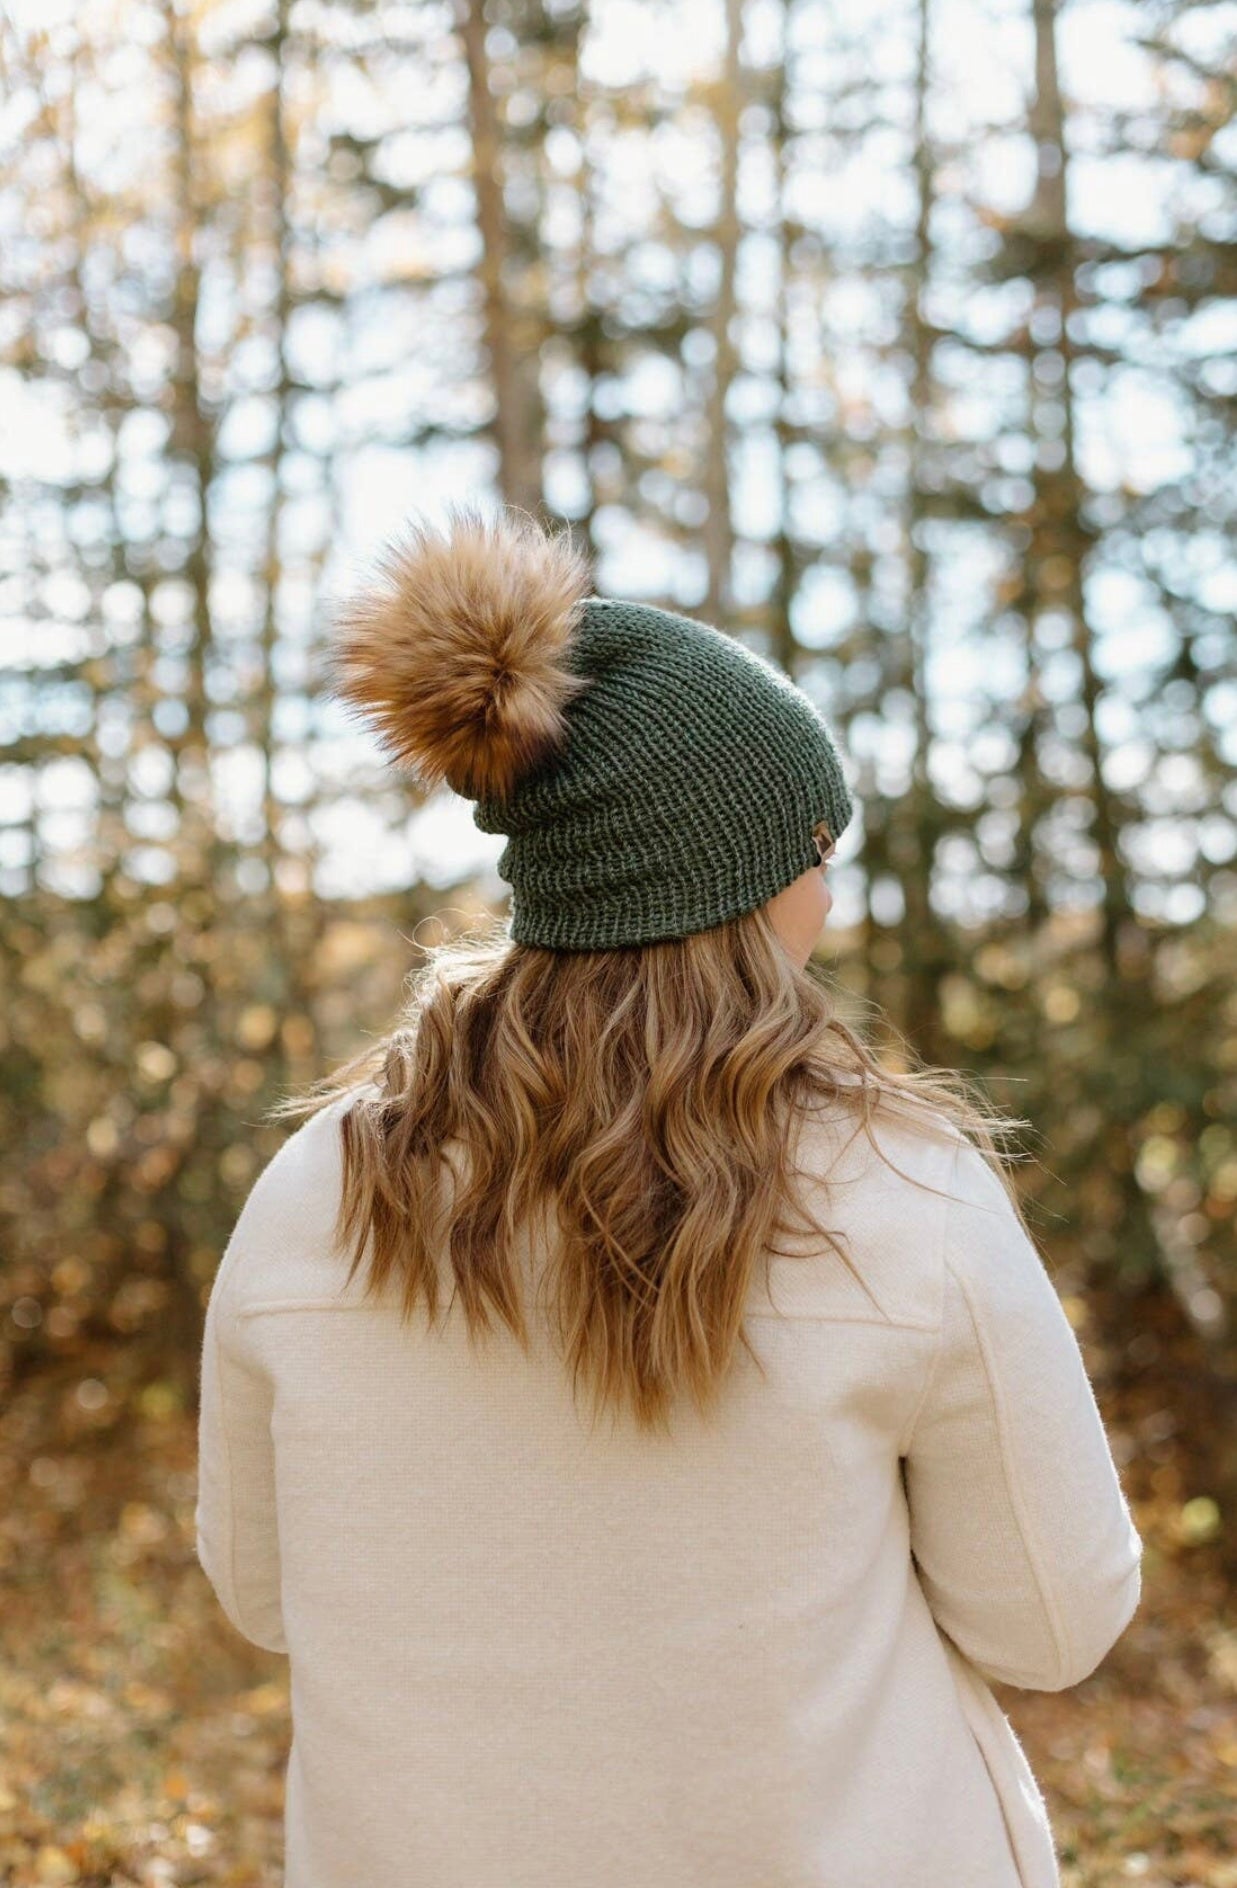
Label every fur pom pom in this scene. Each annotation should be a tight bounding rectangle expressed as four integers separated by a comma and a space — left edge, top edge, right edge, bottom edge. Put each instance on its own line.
324, 504, 595, 801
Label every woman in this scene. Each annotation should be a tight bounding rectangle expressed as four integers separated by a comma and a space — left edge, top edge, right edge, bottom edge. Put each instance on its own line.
195, 504, 1142, 1888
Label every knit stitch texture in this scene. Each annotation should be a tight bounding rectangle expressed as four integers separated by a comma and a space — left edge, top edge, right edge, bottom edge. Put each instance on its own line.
471, 597, 855, 950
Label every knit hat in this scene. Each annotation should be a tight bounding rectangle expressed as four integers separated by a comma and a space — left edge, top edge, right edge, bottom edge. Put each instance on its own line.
325, 505, 855, 951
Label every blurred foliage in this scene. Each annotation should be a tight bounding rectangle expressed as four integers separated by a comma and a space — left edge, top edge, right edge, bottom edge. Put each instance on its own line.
0, 0, 1235, 1874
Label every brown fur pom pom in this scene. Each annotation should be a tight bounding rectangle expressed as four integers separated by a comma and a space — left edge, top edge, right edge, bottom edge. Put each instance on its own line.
324, 504, 595, 801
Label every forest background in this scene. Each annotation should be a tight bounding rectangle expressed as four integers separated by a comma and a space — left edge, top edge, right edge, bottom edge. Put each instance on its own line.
0, 0, 1234, 1882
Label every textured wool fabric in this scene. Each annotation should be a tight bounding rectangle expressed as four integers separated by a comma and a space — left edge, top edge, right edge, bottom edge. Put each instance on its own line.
195, 1087, 1142, 1888
201, 1095, 1140, 1888
470, 596, 855, 950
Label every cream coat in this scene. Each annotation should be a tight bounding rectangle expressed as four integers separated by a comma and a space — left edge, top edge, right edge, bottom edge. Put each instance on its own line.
196, 1086, 1142, 1887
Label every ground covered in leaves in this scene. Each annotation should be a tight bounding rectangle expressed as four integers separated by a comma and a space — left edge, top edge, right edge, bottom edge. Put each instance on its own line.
1, 1336, 1233, 1888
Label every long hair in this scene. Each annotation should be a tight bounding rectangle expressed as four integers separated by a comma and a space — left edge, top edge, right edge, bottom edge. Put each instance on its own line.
273, 501, 1035, 1434
267, 907, 1034, 1437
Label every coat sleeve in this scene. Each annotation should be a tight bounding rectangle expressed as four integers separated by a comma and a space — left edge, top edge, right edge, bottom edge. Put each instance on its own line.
195, 1217, 288, 1656
902, 1136, 1143, 1693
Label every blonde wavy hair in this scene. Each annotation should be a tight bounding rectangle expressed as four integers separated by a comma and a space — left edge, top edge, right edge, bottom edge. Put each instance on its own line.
268, 906, 1033, 1437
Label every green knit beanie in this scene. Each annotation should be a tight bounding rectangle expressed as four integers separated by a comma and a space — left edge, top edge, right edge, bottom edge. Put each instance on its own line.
326, 505, 854, 952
